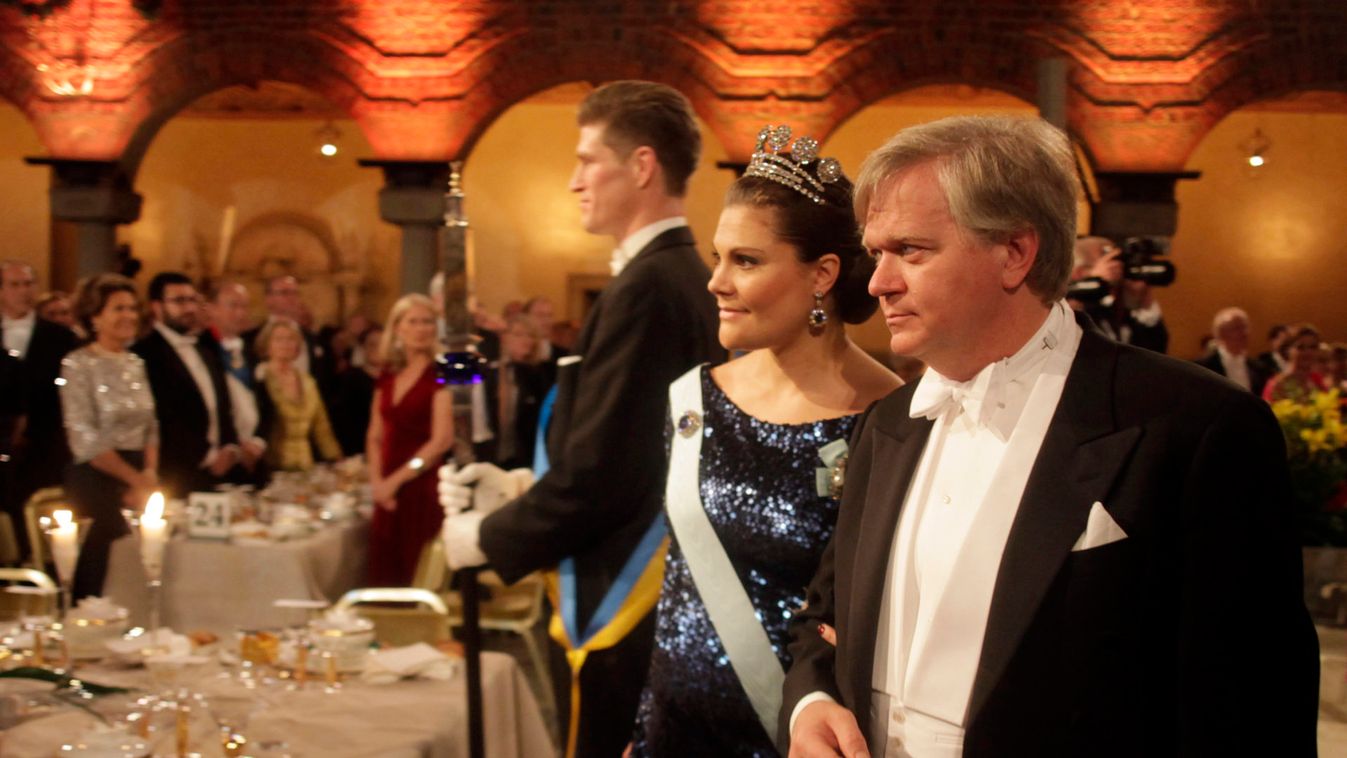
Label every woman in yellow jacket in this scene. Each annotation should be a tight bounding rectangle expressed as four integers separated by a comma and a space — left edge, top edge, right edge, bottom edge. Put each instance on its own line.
255, 317, 341, 471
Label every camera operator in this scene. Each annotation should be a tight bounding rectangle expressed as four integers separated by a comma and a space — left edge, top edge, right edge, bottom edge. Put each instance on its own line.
1069, 235, 1170, 353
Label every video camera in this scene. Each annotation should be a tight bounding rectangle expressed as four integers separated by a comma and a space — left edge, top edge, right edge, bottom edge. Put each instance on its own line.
1067, 236, 1177, 303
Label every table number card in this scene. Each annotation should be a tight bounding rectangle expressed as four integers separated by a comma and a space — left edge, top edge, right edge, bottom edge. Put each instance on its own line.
187, 492, 232, 539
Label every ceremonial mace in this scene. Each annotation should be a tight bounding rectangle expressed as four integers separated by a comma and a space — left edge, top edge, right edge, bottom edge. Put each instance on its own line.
437, 161, 487, 758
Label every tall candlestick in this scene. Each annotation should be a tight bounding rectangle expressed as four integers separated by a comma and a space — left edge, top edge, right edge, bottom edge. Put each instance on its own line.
49, 510, 79, 587
141, 492, 169, 634
140, 492, 168, 581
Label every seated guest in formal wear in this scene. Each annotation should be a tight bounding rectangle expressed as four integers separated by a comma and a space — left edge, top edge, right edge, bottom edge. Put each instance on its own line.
133, 272, 238, 497
491, 315, 556, 470
255, 318, 341, 472
35, 290, 78, 333
205, 280, 267, 482
1, 261, 80, 558
1254, 323, 1290, 379
241, 276, 335, 394
523, 296, 567, 362
366, 294, 453, 586
629, 127, 899, 757
1263, 323, 1329, 403
1193, 307, 1269, 395
784, 116, 1317, 757
1328, 342, 1347, 393
61, 274, 158, 599
332, 324, 383, 458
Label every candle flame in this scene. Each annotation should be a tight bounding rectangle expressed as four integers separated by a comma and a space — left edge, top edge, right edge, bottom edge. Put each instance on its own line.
53, 510, 73, 528
145, 492, 165, 521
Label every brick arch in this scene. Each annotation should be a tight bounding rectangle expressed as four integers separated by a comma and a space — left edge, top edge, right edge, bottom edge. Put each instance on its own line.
1178, 32, 1347, 164
115, 30, 371, 173
436, 28, 743, 161
0, 41, 37, 114
813, 25, 1048, 145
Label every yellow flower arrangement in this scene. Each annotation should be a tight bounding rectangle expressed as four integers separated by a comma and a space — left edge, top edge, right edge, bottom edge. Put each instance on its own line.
1272, 390, 1347, 544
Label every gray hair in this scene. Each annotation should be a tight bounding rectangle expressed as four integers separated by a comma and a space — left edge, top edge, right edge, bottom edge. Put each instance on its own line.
1212, 306, 1249, 334
854, 116, 1080, 303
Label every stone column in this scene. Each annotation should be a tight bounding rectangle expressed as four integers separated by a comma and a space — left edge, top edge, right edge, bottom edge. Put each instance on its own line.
1090, 171, 1201, 239
358, 160, 450, 295
23, 158, 142, 290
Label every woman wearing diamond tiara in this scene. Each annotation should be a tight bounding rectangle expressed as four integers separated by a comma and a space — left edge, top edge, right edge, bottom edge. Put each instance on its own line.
628, 126, 900, 757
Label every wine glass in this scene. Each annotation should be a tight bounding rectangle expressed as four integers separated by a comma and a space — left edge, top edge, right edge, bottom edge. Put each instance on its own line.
204, 685, 260, 758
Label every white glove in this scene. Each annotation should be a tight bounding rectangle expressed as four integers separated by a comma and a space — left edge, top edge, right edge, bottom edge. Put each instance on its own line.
436, 462, 535, 571
442, 511, 489, 570
437, 462, 533, 517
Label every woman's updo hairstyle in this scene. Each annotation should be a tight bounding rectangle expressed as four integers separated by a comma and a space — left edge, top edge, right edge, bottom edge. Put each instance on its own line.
725, 127, 876, 324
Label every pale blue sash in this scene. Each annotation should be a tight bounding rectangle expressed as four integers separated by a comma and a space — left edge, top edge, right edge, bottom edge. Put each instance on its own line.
665, 366, 783, 738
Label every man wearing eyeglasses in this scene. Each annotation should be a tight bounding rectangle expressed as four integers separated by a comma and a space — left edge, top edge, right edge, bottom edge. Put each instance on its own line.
133, 272, 239, 497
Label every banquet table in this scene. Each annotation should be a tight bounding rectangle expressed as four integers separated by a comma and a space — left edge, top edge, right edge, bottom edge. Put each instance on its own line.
101, 519, 370, 637
0, 651, 555, 757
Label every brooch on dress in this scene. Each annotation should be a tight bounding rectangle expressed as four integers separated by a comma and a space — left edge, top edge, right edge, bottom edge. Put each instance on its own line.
815, 438, 849, 499
677, 410, 702, 438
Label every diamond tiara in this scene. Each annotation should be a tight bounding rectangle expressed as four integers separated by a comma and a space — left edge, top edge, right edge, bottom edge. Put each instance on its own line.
743, 124, 843, 205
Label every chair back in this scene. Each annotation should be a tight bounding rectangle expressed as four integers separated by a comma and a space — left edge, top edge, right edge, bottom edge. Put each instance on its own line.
333, 587, 451, 647
0, 567, 57, 620
410, 538, 449, 593
23, 487, 70, 571
0, 512, 20, 566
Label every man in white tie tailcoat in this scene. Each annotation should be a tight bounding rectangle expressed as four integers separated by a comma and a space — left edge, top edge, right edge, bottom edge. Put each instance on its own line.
782, 116, 1318, 757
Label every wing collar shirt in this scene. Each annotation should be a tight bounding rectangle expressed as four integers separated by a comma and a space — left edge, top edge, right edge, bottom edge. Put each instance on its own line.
1216, 344, 1252, 391
2, 310, 36, 359
609, 216, 687, 276
153, 322, 224, 467
876, 301, 1081, 755
791, 302, 1084, 756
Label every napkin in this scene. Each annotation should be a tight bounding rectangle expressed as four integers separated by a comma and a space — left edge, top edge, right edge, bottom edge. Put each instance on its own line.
105, 627, 192, 659
360, 643, 459, 684
315, 607, 373, 633
69, 596, 127, 621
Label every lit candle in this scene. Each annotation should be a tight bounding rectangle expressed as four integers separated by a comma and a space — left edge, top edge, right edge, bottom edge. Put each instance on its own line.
140, 492, 168, 580
49, 510, 79, 586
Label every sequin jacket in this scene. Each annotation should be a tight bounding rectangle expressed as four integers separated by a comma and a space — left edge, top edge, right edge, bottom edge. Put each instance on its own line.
59, 345, 159, 463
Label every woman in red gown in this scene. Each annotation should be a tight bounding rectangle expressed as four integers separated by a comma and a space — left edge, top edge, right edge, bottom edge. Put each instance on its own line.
365, 294, 454, 586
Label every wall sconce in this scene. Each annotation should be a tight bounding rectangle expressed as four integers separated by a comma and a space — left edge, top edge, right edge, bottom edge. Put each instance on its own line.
1239, 128, 1271, 170
316, 121, 341, 158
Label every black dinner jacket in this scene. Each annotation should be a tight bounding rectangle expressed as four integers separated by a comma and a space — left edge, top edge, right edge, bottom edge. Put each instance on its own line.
782, 315, 1319, 756
132, 327, 237, 497
2, 318, 78, 480
479, 226, 723, 627
1194, 349, 1270, 396
7, 316, 78, 441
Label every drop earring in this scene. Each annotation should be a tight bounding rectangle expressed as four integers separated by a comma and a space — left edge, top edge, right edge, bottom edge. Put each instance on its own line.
808, 292, 828, 331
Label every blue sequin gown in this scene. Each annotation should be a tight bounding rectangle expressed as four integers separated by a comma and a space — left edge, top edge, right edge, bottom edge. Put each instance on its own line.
631, 366, 858, 757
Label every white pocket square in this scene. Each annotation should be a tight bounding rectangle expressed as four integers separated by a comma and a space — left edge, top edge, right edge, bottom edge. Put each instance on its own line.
557, 355, 582, 367
1071, 501, 1128, 551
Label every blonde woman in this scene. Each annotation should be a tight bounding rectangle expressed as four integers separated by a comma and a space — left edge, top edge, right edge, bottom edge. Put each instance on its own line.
256, 317, 341, 471
366, 294, 454, 585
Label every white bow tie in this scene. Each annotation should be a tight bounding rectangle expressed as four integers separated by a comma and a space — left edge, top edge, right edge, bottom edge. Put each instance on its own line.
909, 367, 1000, 430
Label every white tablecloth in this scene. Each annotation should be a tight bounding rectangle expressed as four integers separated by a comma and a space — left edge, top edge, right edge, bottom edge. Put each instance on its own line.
0, 651, 555, 757
101, 519, 369, 636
